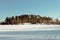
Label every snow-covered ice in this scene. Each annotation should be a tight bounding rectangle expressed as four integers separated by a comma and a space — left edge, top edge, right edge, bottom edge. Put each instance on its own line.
0, 23, 60, 31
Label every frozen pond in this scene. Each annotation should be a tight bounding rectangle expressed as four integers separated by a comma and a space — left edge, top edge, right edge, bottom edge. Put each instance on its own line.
0, 30, 60, 40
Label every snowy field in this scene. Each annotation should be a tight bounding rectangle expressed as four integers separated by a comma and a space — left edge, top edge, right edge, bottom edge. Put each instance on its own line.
0, 23, 60, 31
0, 30, 60, 40
0, 24, 60, 40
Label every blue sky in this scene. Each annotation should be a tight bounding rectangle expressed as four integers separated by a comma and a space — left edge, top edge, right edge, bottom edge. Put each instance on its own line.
0, 0, 60, 21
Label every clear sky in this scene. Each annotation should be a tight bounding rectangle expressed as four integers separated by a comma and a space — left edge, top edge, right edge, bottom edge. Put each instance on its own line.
0, 0, 60, 21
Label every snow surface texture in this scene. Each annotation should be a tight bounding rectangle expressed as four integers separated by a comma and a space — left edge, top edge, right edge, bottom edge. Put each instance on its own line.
0, 23, 60, 31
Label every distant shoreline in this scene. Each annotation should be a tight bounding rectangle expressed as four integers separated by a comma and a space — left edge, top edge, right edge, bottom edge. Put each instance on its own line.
0, 14, 60, 25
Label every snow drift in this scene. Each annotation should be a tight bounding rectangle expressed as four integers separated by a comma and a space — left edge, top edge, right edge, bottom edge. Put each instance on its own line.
0, 23, 60, 31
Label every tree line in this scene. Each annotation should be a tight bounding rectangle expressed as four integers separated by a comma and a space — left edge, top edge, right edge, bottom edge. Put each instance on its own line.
0, 14, 60, 25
